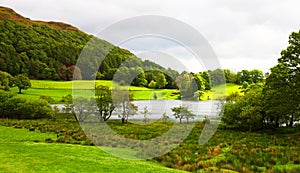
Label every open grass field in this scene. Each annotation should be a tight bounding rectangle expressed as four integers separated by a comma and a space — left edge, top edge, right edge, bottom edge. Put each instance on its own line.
10, 80, 241, 103
1, 114, 299, 172
201, 83, 243, 100
0, 125, 185, 173
10, 80, 180, 103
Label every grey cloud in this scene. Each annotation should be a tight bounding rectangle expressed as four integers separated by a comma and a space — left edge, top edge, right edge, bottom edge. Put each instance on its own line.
1, 0, 299, 72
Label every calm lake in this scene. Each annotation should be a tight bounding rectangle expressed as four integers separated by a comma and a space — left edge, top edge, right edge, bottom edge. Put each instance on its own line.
53, 100, 223, 121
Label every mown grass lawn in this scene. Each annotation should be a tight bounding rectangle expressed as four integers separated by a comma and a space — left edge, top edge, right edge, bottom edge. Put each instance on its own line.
0, 125, 185, 173
10, 80, 242, 103
10, 80, 180, 103
201, 83, 243, 100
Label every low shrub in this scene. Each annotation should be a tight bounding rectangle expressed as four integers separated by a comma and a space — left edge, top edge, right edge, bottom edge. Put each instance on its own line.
0, 90, 54, 119
39, 95, 55, 103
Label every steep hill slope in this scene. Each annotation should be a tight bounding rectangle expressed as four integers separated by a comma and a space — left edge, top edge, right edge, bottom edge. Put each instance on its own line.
0, 6, 178, 88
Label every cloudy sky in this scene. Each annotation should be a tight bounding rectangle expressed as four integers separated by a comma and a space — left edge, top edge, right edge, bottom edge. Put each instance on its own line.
1, 0, 300, 73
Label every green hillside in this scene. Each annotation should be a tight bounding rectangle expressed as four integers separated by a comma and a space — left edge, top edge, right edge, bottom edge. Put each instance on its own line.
0, 6, 179, 89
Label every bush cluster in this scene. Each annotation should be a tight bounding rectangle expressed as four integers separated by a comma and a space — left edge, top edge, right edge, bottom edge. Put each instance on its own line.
0, 90, 54, 119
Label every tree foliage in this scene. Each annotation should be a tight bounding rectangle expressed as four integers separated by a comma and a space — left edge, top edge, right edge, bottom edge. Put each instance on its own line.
14, 74, 31, 93
0, 70, 13, 91
263, 30, 300, 127
222, 84, 264, 131
0, 14, 179, 85
95, 85, 115, 122
0, 90, 54, 119
171, 105, 196, 124
112, 87, 137, 123
222, 30, 300, 130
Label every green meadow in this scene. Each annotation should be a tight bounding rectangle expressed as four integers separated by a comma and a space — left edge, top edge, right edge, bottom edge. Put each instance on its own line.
201, 83, 243, 100
10, 80, 242, 103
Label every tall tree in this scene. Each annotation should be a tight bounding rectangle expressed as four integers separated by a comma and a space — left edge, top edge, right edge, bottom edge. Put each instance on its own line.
155, 72, 168, 89
175, 73, 198, 99
208, 69, 226, 86
95, 85, 116, 122
14, 74, 31, 94
264, 30, 300, 127
113, 87, 137, 123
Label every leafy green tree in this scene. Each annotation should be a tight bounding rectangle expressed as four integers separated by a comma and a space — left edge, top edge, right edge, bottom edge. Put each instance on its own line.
263, 64, 297, 127
113, 87, 137, 123
14, 74, 31, 94
222, 84, 264, 131
0, 71, 13, 91
208, 69, 226, 86
72, 97, 94, 122
171, 105, 195, 124
278, 30, 300, 126
249, 69, 264, 83
132, 67, 148, 87
263, 30, 300, 127
223, 69, 237, 83
95, 85, 116, 122
155, 73, 167, 89
199, 71, 211, 90
175, 73, 198, 99
236, 70, 251, 84
193, 73, 205, 91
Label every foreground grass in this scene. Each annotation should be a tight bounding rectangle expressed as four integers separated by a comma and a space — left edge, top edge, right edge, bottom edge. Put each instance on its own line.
0, 125, 185, 173
1, 114, 299, 172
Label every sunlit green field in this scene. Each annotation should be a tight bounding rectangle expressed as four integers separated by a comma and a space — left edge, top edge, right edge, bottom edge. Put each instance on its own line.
201, 83, 243, 100
10, 80, 180, 102
10, 80, 241, 103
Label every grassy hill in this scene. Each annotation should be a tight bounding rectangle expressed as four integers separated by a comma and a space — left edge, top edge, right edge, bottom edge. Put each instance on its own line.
0, 125, 185, 173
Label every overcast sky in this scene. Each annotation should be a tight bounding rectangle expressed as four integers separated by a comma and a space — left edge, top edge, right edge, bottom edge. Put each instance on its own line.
1, 0, 300, 73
